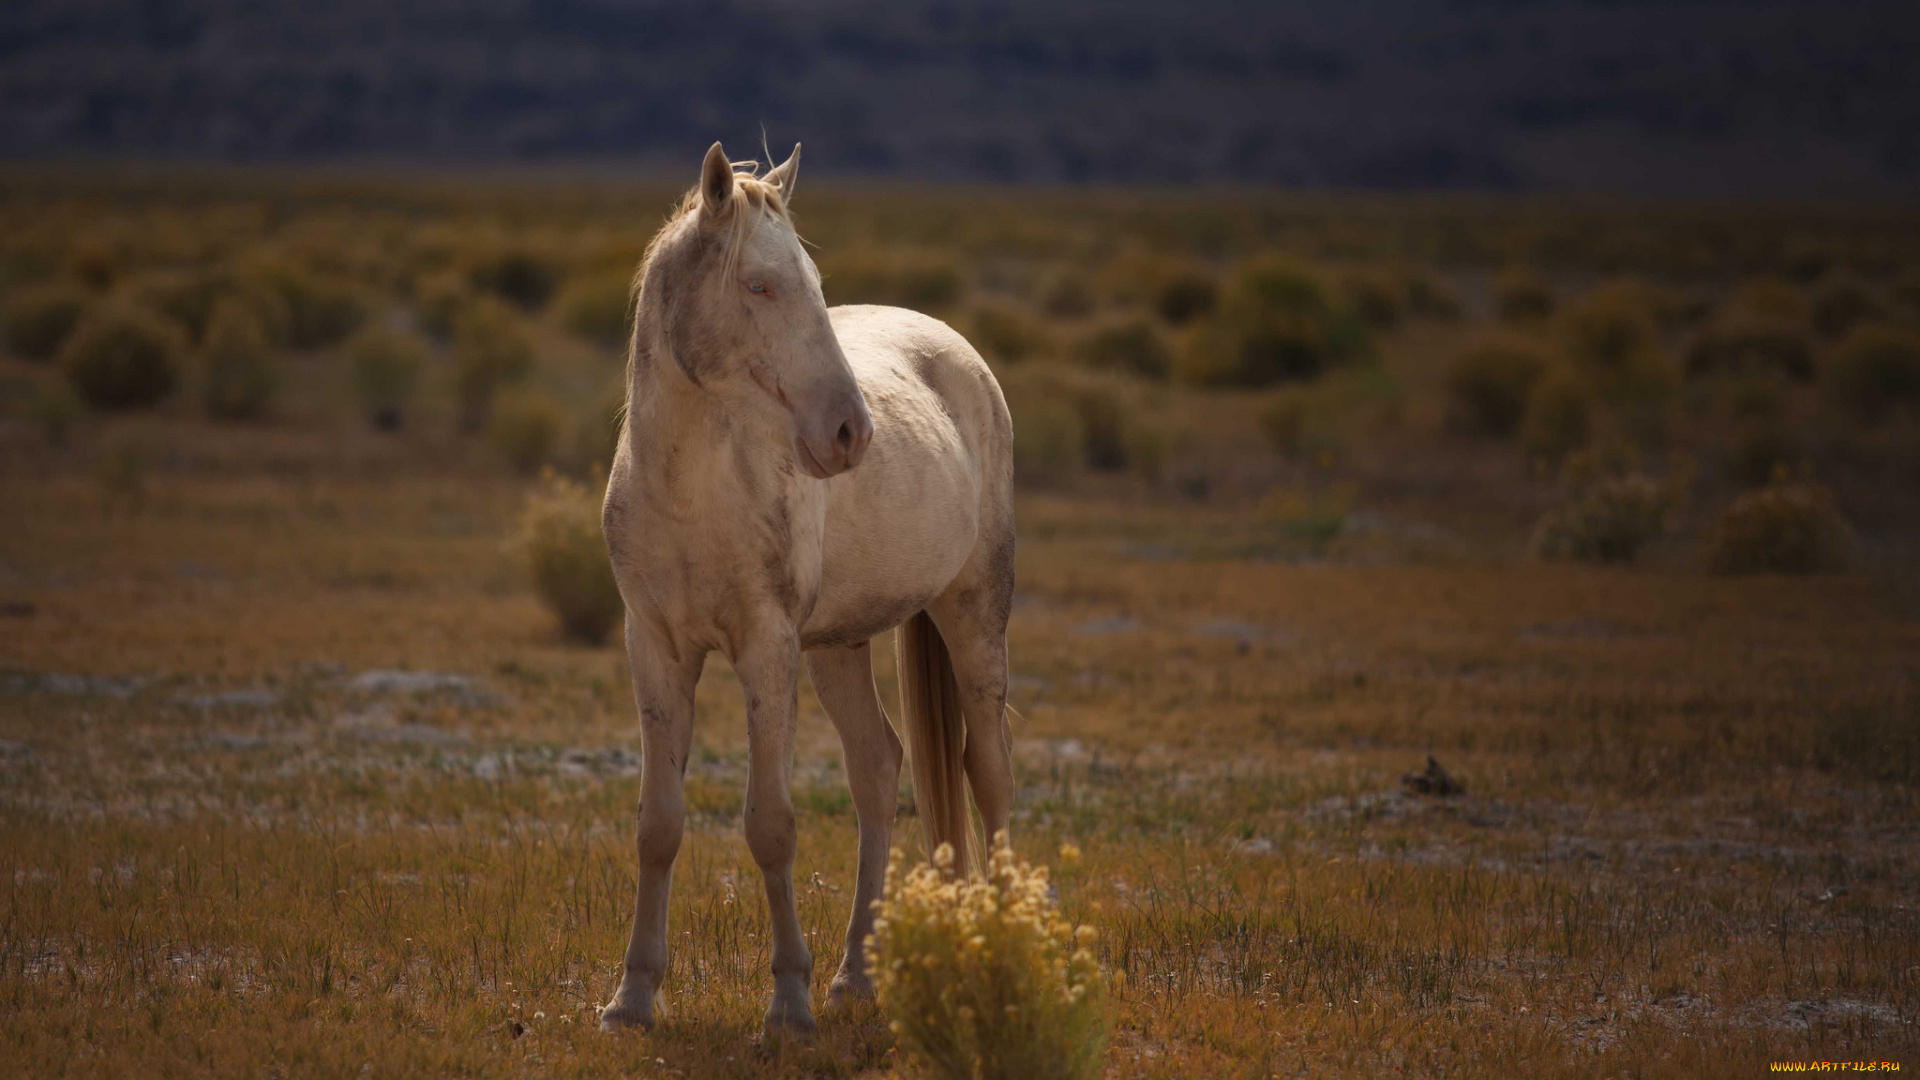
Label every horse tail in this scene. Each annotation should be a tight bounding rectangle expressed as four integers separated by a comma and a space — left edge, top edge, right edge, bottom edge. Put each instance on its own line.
896, 610, 983, 877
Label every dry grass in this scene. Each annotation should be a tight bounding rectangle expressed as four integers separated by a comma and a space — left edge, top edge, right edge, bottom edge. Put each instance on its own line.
1, 417, 1916, 1078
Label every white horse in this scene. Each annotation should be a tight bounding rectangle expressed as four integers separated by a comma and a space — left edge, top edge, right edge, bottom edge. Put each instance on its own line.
597, 142, 1017, 1036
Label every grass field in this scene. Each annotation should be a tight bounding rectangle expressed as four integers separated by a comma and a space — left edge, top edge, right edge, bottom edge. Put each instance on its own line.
2, 171, 1919, 1076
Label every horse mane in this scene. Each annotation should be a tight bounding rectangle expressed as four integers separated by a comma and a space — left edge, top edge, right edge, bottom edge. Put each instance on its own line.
625, 159, 790, 392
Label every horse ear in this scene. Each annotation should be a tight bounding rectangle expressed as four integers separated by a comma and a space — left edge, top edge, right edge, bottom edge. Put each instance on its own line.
699, 141, 734, 213
765, 143, 802, 204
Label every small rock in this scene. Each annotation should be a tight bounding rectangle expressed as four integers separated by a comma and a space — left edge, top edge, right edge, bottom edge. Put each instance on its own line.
1401, 755, 1462, 797
169, 689, 279, 711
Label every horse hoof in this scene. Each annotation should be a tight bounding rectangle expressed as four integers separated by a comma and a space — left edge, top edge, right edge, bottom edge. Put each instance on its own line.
763, 999, 818, 1038
598, 1002, 654, 1033
826, 972, 875, 1009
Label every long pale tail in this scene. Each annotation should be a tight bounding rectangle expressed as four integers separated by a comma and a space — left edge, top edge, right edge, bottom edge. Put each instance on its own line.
895, 610, 983, 876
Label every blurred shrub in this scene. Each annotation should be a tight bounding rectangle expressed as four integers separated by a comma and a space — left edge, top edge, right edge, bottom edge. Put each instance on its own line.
562, 381, 628, 475
1040, 272, 1096, 319
1072, 320, 1170, 380
1400, 267, 1462, 322
413, 271, 472, 340
1444, 334, 1548, 437
1337, 269, 1402, 330
1726, 376, 1788, 423
3, 282, 90, 360
555, 270, 632, 347
871, 838, 1109, 1080
968, 303, 1054, 366
245, 257, 366, 349
822, 249, 964, 311
453, 297, 536, 432
1154, 269, 1218, 325
1256, 392, 1308, 456
125, 271, 221, 343
468, 248, 558, 311
59, 306, 183, 410
1531, 471, 1676, 564
1826, 324, 1920, 424
1000, 367, 1157, 479
346, 326, 428, 431
1495, 269, 1555, 322
513, 476, 624, 644
199, 302, 279, 421
1811, 276, 1883, 340
1686, 279, 1815, 381
1176, 258, 1368, 388
1557, 281, 1678, 441
489, 390, 565, 473
1724, 423, 1803, 489
1704, 480, 1849, 574
1519, 368, 1595, 465
28, 380, 83, 445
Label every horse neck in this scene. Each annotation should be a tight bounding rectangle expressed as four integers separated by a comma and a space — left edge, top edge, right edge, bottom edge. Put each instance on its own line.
625, 325, 786, 504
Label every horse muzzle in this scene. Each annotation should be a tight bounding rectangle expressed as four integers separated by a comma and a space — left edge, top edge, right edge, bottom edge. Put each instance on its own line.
792, 392, 873, 479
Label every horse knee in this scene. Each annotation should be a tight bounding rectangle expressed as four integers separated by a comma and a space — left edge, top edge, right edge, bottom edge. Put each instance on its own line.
636, 800, 685, 868
744, 803, 797, 870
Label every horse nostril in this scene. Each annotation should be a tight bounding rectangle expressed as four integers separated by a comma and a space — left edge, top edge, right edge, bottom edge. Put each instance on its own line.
836, 421, 854, 454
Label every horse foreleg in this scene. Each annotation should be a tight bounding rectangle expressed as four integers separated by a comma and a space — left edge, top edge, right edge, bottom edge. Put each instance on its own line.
805, 641, 903, 1006
601, 620, 701, 1033
737, 630, 816, 1036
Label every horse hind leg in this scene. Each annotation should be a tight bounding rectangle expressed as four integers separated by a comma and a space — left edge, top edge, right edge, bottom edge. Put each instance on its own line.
929, 578, 1015, 848
804, 640, 903, 1006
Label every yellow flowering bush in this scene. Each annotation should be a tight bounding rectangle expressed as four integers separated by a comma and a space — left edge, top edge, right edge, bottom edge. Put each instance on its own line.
869, 834, 1109, 1080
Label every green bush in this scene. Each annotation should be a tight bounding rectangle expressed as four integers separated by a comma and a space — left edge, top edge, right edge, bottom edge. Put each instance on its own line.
1400, 267, 1462, 322
59, 307, 183, 410
1704, 481, 1849, 574
513, 476, 624, 644
1557, 281, 1678, 432
968, 303, 1054, 366
1154, 270, 1217, 325
1071, 320, 1170, 380
199, 302, 279, 421
1519, 368, 1594, 465
489, 390, 565, 473
1531, 472, 1674, 564
1826, 324, 1920, 424
346, 326, 429, 431
1176, 258, 1368, 388
3, 283, 90, 360
453, 297, 536, 432
1445, 334, 1548, 437
125, 271, 222, 343
555, 270, 632, 347
1495, 269, 1555, 322
1686, 280, 1816, 381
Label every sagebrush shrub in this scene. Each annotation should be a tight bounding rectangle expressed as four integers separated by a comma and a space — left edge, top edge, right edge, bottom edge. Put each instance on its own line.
1810, 276, 1883, 340
555, 270, 632, 347
1154, 269, 1217, 325
513, 476, 624, 644
820, 248, 964, 311
1338, 269, 1402, 330
1705, 481, 1849, 574
453, 297, 536, 431
467, 247, 557, 310
1531, 472, 1675, 564
59, 306, 183, 409
871, 837, 1109, 1080
346, 326, 428, 430
1072, 319, 1170, 380
1040, 272, 1096, 319
1445, 334, 1547, 437
1001, 372, 1084, 480
1826, 324, 1920, 424
3, 282, 90, 360
488, 390, 564, 473
1495, 269, 1554, 322
245, 257, 366, 349
200, 302, 279, 421
1177, 258, 1368, 388
969, 303, 1054, 366
1519, 368, 1594, 465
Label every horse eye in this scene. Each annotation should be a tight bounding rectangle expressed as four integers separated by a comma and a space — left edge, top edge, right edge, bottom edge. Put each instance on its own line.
746, 280, 768, 295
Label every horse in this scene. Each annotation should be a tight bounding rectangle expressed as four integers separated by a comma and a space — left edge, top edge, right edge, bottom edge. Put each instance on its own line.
596, 142, 1017, 1037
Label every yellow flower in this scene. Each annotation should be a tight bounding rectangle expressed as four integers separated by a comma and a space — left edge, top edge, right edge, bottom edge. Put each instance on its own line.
1059, 842, 1082, 864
